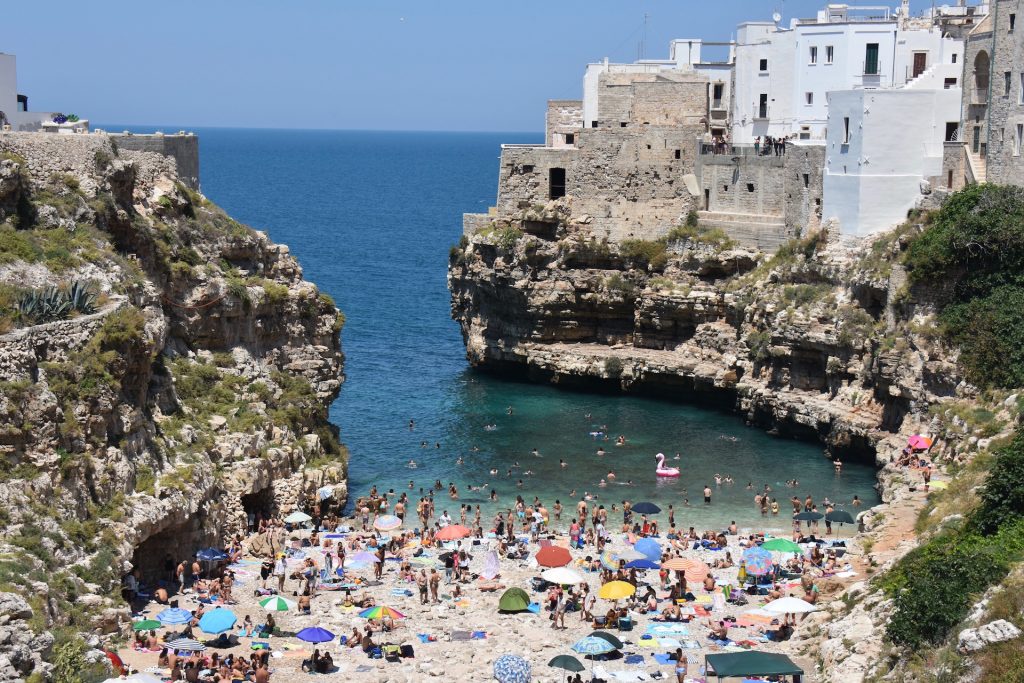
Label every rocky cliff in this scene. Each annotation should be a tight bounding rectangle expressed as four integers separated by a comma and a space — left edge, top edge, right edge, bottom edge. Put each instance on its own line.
449, 203, 1024, 681
0, 133, 345, 681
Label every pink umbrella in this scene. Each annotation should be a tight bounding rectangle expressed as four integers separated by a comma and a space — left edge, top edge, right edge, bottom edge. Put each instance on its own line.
908, 435, 933, 451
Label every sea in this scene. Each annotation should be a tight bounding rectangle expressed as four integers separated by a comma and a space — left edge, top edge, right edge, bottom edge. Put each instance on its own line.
110, 126, 880, 534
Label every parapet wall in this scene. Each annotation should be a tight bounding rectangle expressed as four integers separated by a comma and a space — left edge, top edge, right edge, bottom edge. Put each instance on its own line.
110, 133, 200, 190
546, 100, 582, 147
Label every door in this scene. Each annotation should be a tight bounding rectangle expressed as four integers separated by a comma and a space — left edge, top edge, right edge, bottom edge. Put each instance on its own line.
913, 53, 927, 78
973, 126, 981, 153
549, 168, 566, 199
865, 43, 879, 75
758, 94, 768, 119
704, 189, 710, 211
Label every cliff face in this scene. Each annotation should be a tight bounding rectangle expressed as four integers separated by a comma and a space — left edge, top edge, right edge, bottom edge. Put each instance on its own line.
449, 211, 958, 464
0, 133, 344, 680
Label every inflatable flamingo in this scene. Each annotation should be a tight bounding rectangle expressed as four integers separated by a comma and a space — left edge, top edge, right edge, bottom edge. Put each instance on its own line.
655, 452, 680, 477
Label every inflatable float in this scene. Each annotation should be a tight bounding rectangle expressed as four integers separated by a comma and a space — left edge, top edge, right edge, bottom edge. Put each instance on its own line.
655, 452, 680, 477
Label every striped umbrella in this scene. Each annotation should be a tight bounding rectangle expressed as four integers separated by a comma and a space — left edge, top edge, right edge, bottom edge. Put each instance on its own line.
662, 557, 708, 579
742, 546, 774, 576
156, 608, 192, 626
358, 605, 406, 620
166, 638, 206, 652
599, 550, 620, 571
373, 515, 402, 532
259, 596, 296, 611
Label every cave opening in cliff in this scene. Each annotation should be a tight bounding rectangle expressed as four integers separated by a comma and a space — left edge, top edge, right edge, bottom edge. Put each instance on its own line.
242, 487, 275, 532
131, 518, 209, 587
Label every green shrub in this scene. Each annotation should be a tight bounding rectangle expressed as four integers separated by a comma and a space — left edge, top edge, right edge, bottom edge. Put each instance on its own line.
781, 283, 832, 307
603, 274, 636, 297
493, 226, 523, 250
902, 185, 1024, 387
604, 357, 624, 377
746, 331, 772, 363
262, 281, 289, 305
619, 239, 668, 271
685, 209, 699, 228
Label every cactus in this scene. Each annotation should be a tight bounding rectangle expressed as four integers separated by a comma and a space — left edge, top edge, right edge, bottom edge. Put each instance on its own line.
15, 280, 96, 324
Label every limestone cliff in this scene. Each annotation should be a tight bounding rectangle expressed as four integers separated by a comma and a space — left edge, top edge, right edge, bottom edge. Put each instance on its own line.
448, 204, 1024, 681
0, 133, 345, 681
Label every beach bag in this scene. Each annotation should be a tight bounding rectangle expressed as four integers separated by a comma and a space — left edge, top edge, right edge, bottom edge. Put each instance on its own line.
400, 644, 415, 658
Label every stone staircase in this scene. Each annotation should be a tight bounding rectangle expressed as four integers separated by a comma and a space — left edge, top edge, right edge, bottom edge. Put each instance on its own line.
967, 148, 987, 183
696, 210, 791, 252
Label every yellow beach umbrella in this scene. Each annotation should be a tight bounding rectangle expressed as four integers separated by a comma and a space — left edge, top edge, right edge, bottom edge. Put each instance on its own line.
598, 580, 635, 601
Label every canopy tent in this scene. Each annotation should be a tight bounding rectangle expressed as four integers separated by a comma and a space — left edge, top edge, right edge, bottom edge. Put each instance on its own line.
704, 652, 804, 680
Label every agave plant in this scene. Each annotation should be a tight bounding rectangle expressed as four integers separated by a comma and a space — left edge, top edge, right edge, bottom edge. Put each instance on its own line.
66, 280, 97, 315
38, 286, 72, 321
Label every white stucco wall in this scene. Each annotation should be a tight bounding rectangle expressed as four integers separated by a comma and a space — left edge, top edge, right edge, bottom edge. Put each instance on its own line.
0, 54, 18, 126
823, 87, 962, 237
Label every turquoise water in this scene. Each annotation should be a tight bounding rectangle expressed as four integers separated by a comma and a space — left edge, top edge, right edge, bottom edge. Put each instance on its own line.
113, 127, 879, 532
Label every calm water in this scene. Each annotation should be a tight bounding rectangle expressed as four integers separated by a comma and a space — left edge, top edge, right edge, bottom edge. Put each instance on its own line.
111, 126, 879, 532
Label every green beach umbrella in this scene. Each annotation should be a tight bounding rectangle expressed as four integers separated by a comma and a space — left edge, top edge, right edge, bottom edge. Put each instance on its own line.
761, 538, 801, 554
259, 596, 296, 611
132, 619, 161, 632
498, 587, 531, 613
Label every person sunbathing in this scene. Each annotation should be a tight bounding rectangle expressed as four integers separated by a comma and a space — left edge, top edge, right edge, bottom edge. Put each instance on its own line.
659, 602, 682, 621
346, 627, 362, 648
706, 620, 729, 640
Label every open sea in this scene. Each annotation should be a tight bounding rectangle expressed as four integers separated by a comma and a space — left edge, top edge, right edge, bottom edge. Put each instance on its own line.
112, 126, 879, 534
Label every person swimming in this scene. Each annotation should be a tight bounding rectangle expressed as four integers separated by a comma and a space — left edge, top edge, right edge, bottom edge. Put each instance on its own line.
456, 456, 464, 465
559, 459, 567, 468
607, 471, 616, 480
616, 435, 626, 446
598, 479, 607, 488
407, 460, 418, 468
489, 468, 498, 475
531, 448, 541, 457
484, 423, 497, 431
596, 447, 606, 456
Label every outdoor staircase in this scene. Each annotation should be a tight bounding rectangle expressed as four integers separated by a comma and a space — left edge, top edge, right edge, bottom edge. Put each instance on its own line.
967, 147, 987, 184
696, 210, 791, 252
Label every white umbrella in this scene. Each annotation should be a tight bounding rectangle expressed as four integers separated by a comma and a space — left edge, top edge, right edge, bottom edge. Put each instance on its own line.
763, 596, 818, 613
616, 549, 646, 562
284, 511, 312, 524
542, 567, 584, 585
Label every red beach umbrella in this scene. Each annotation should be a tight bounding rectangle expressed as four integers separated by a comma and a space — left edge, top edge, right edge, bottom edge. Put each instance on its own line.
536, 546, 572, 567
435, 524, 471, 541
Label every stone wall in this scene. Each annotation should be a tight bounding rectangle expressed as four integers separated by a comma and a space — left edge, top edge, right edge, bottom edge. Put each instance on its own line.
941, 141, 969, 190
545, 100, 582, 147
110, 132, 201, 190
962, 15, 995, 159
596, 71, 709, 128
698, 152, 786, 216
783, 142, 825, 233
985, 0, 1024, 186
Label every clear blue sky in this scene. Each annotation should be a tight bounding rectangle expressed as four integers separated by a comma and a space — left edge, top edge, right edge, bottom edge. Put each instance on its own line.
5, 0, 937, 132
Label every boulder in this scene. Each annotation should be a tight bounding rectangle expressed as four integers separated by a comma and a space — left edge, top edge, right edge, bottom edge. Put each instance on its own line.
958, 619, 1022, 652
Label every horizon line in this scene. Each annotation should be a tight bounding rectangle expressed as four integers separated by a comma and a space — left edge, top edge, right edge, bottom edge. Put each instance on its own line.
97, 123, 543, 136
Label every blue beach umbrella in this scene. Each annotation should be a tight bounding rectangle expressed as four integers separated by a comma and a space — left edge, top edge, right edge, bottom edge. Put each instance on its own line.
572, 635, 616, 657
624, 558, 660, 570
196, 547, 228, 562
493, 654, 531, 683
198, 608, 237, 635
156, 608, 192, 626
631, 502, 661, 514
634, 537, 662, 561
296, 627, 336, 643
742, 546, 774, 577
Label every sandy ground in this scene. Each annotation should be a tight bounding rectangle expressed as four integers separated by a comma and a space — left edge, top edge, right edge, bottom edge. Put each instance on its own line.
119, 521, 859, 683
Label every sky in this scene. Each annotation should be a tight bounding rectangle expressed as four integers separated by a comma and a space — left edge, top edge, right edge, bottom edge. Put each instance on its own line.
5, 0, 939, 132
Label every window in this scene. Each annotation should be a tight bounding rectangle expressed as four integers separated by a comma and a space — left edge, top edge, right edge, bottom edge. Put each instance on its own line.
809, 46, 818, 64
548, 167, 566, 199
747, 183, 755, 193
1006, 72, 1013, 97
843, 117, 851, 144
803, 173, 810, 188
759, 58, 768, 72
805, 92, 814, 105
864, 43, 880, 75
945, 122, 959, 142
564, 133, 575, 145
1020, 74, 1024, 104
952, 53, 958, 64
944, 77, 958, 89
948, 169, 954, 189
826, 46, 834, 64
758, 94, 768, 118
723, 185, 729, 192
1017, 124, 1023, 156
521, 164, 534, 173
674, 149, 681, 160
619, 122, 627, 127
1011, 13, 1017, 31
591, 121, 598, 128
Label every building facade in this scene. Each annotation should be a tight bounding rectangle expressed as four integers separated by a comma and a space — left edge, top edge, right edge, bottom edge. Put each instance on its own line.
0, 53, 88, 132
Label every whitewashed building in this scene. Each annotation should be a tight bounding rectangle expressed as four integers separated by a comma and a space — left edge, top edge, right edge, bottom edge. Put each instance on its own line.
732, 4, 963, 143
0, 52, 87, 132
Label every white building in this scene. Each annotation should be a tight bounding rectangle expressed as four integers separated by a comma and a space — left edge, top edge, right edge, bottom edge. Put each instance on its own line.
732, 4, 962, 143
0, 52, 87, 132
822, 64, 962, 237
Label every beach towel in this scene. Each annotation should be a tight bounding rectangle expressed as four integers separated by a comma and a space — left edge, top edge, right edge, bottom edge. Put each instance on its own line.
658, 638, 682, 649
624, 655, 644, 665
637, 637, 660, 649
450, 631, 472, 641
652, 653, 673, 665
645, 624, 689, 637
526, 602, 541, 614
416, 634, 437, 643
471, 631, 487, 640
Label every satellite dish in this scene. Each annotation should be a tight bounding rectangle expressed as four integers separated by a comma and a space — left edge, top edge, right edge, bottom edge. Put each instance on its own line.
772, 11, 782, 23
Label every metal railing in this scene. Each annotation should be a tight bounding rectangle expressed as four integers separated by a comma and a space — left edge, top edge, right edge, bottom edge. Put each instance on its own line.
699, 141, 789, 157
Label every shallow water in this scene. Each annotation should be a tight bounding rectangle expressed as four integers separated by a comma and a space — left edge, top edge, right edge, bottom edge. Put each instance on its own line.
114, 126, 880, 532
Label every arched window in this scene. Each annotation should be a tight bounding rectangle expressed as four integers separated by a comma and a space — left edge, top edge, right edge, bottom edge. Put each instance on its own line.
974, 50, 991, 104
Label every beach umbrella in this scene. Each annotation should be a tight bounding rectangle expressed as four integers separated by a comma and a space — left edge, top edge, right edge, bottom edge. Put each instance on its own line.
284, 511, 312, 524
761, 538, 802, 554
572, 635, 616, 656
599, 550, 620, 571
793, 511, 824, 521
435, 524, 471, 541
347, 551, 381, 566
631, 502, 661, 514
589, 631, 625, 649
536, 546, 572, 568
616, 548, 647, 562
662, 557, 708, 579
498, 587, 531, 613
742, 547, 774, 577
358, 605, 406, 620
373, 514, 402, 532
624, 558, 660, 570
908, 434, 933, 450
196, 547, 228, 562
542, 567, 583, 585
493, 654, 531, 683
317, 485, 335, 500
549, 654, 585, 682
166, 638, 206, 652
132, 619, 161, 632
156, 608, 192, 626
634, 538, 662, 561
198, 608, 237, 635
259, 596, 296, 612
482, 550, 501, 580
825, 510, 856, 525
598, 580, 635, 601
296, 626, 336, 643
763, 596, 818, 614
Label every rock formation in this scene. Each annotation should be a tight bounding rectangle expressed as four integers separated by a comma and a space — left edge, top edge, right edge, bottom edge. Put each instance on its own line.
0, 133, 345, 680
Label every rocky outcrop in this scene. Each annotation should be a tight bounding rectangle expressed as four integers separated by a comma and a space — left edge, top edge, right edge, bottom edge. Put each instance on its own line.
0, 132, 345, 679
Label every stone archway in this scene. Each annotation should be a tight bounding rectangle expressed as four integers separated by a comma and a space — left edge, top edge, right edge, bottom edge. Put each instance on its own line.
974, 50, 990, 103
